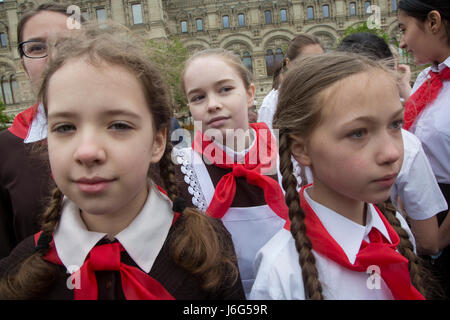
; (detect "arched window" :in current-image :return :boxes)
[365,1,371,14]
[181,20,187,33]
[280,9,287,22]
[323,5,329,18]
[392,0,397,11]
[238,13,245,26]
[307,6,314,20]
[10,75,18,104]
[350,2,356,16]
[222,15,230,28]
[265,49,275,76]
[242,52,253,72]
[1,76,13,105]
[265,48,284,77]
[196,18,203,31]
[265,10,272,24]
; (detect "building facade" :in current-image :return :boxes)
[0,0,401,115]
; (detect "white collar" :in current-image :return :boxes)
[304,187,391,264]
[431,56,450,73]
[213,127,256,163]
[24,102,47,143]
[53,182,174,273]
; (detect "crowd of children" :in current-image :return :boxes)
[0,0,449,300]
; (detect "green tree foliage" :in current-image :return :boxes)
[339,21,392,47]
[0,101,13,131]
[145,37,190,113]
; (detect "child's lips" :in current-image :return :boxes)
[74,177,116,193]
[207,116,230,127]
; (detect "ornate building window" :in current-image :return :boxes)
[0,32,7,47]
[196,18,203,31]
[392,0,398,11]
[242,52,253,72]
[265,10,272,24]
[365,1,371,14]
[349,2,356,16]
[0,75,18,105]
[131,3,143,24]
[265,48,284,77]
[307,6,314,20]
[280,9,287,22]
[96,8,107,23]
[222,15,230,28]
[181,20,188,33]
[323,5,329,18]
[238,13,245,26]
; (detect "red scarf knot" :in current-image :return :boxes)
[404,67,450,131]
[285,185,425,300]
[34,233,175,300]
[193,122,288,221]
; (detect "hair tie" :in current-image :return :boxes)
[35,232,52,253]
[172,197,186,213]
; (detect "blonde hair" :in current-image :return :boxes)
[181,48,253,96]
[273,52,432,299]
[0,23,238,299]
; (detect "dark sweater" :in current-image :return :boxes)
[0,215,245,300]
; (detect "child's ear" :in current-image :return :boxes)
[150,128,167,164]
[427,10,443,34]
[289,134,312,166]
[246,83,256,107]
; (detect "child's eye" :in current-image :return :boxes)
[389,119,403,130]
[190,95,205,103]
[109,122,132,131]
[348,128,367,139]
[52,124,75,134]
[220,86,233,93]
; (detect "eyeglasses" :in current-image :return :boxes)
[18,40,48,59]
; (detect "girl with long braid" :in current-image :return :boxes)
[0,24,243,300]
[250,52,433,300]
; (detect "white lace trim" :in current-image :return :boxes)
[174,147,207,212]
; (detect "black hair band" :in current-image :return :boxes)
[172,197,187,213]
[34,232,53,252]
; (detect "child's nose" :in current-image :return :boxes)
[376,134,403,166]
[73,136,106,166]
[207,94,222,111]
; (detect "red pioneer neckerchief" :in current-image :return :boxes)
[403,67,450,131]
[8,103,39,139]
[33,186,181,300]
[284,185,425,300]
[192,122,288,221]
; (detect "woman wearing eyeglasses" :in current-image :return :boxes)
[0,3,81,259]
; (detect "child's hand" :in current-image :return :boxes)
[397,64,412,101]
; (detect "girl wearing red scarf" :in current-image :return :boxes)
[250,53,434,300]
[0,25,243,300]
[398,0,450,297]
[177,48,288,297]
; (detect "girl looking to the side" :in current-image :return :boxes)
[398,0,450,297]
[250,53,434,300]
[176,49,288,296]
[0,25,243,300]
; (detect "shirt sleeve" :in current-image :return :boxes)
[392,131,448,220]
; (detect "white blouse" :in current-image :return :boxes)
[409,56,450,183]
[249,187,416,300]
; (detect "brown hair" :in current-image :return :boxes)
[181,48,253,96]
[17,2,86,57]
[272,33,323,89]
[273,52,433,299]
[0,23,238,299]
